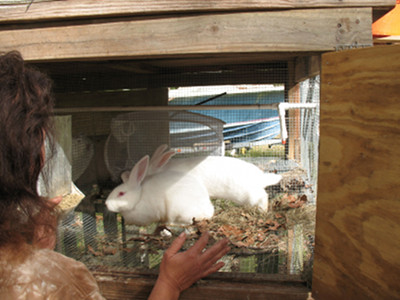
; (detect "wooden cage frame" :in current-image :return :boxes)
[1,1,399,299]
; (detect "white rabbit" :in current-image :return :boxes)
[106,154,214,226]
[148,144,282,211]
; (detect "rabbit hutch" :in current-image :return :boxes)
[1,1,400,299]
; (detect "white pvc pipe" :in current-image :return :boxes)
[278,102,318,144]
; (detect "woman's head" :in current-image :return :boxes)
[0,51,56,247]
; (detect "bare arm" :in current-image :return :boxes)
[148,232,230,300]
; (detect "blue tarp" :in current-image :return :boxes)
[169,90,284,147]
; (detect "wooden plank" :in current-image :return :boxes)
[0,0,394,23]
[93,269,309,300]
[47,58,287,94]
[313,44,400,299]
[0,8,372,62]
[288,83,301,161]
[54,115,72,163]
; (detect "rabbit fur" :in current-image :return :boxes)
[148,144,282,211]
[105,154,214,226]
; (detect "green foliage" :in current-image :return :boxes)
[226,144,285,158]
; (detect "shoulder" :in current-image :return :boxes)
[35,249,104,298]
[0,246,104,299]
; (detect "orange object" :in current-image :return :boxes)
[372,0,400,37]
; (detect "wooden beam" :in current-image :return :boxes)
[294,55,321,83]
[92,269,309,300]
[0,0,394,23]
[287,83,301,161]
[0,8,372,62]
[47,62,287,92]
[55,88,168,108]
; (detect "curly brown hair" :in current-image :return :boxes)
[0,51,57,247]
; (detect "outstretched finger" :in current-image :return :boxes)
[199,245,229,272]
[165,232,187,256]
[201,238,229,263]
[198,242,230,279]
[189,232,210,254]
[201,261,226,278]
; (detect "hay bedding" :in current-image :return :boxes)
[79,196,315,266]
[116,194,315,256]
[197,196,314,254]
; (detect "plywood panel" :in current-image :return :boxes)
[0,0,394,23]
[313,44,400,299]
[0,8,372,62]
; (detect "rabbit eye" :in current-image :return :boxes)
[118,192,125,197]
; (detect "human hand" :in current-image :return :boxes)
[149,232,230,299]
[33,195,62,249]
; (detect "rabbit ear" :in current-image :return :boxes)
[153,150,176,170]
[148,145,176,175]
[121,171,130,183]
[127,155,149,188]
[150,144,169,165]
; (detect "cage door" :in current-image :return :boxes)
[313,44,400,299]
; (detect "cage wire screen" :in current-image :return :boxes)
[55,68,319,285]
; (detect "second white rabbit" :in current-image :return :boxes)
[148,144,282,211]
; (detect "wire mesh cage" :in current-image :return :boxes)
[104,110,225,181]
[54,78,319,285]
